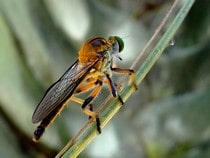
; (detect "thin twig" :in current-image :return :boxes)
[131,0,179,69]
[55,123,89,158]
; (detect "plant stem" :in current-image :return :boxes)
[58,0,195,157]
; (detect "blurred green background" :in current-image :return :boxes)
[0,0,210,158]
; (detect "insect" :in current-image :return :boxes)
[32,36,136,142]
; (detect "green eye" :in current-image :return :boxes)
[114,36,124,52]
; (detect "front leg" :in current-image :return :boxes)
[105,73,124,105]
[81,79,103,133]
[111,67,137,89]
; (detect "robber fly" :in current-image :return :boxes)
[32,36,136,142]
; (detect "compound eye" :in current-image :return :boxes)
[114,36,124,52]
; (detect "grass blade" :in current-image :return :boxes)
[58,0,195,157]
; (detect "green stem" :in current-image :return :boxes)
[61,0,195,157]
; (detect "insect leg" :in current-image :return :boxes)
[81,79,103,133]
[105,74,124,105]
[74,71,103,94]
[66,76,98,105]
[111,67,137,89]
[69,96,94,120]
[88,104,94,120]
[70,97,94,120]
[70,96,84,104]
[74,79,97,94]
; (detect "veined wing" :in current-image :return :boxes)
[32,59,99,123]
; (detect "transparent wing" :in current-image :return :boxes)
[32,59,99,123]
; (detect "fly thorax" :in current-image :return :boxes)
[101,53,112,76]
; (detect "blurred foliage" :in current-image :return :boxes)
[0,0,209,158]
